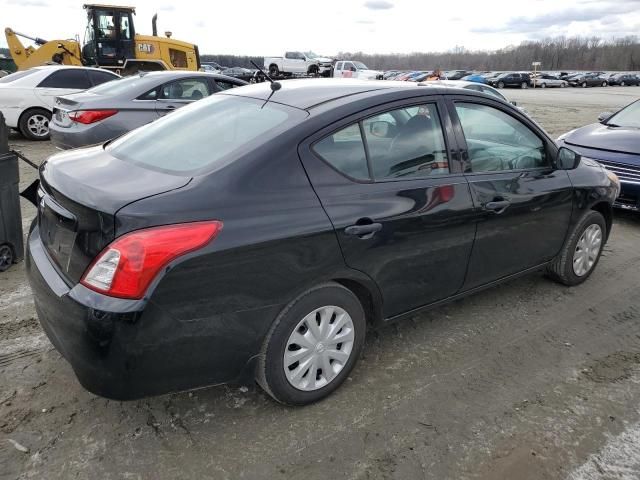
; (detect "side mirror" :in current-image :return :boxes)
[598,112,612,123]
[369,121,391,138]
[556,147,581,170]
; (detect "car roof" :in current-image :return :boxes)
[224,78,453,110]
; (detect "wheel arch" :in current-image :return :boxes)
[590,201,613,240]
[333,277,383,326]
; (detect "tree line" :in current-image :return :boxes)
[201,36,640,72]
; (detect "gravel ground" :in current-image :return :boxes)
[1,86,640,480]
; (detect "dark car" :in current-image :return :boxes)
[50,71,247,149]
[569,74,608,88]
[26,79,618,406]
[558,99,639,211]
[221,67,257,82]
[489,72,531,89]
[607,74,640,86]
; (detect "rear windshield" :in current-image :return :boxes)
[0,69,40,84]
[107,95,306,175]
[85,75,140,95]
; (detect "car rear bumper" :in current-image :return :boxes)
[26,224,273,400]
[49,122,121,150]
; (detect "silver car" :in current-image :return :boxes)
[531,74,568,88]
[50,71,247,149]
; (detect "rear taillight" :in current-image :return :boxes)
[70,109,118,124]
[81,221,223,299]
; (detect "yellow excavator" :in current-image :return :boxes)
[5,4,201,75]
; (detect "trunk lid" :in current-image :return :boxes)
[38,145,191,284]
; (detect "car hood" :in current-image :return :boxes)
[565,123,640,155]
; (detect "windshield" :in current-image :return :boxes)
[0,69,40,84]
[304,51,319,59]
[107,95,307,175]
[353,61,368,69]
[606,100,640,128]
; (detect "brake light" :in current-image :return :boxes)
[81,221,223,299]
[70,109,118,124]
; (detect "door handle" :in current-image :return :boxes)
[345,223,382,238]
[484,200,511,213]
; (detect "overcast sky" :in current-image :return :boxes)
[2,0,639,55]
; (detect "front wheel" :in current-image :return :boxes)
[256,283,366,405]
[521,82,528,89]
[602,81,608,87]
[0,244,14,272]
[268,64,279,77]
[497,81,505,89]
[546,210,606,286]
[620,81,626,86]
[307,64,319,76]
[540,83,546,88]
[582,82,588,88]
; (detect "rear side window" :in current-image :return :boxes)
[214,80,238,91]
[107,96,304,175]
[455,102,547,172]
[160,78,211,100]
[88,70,118,86]
[37,69,91,89]
[313,124,369,180]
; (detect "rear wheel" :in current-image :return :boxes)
[582,82,587,88]
[497,81,505,89]
[268,64,279,77]
[521,81,528,89]
[602,81,608,87]
[540,83,546,88]
[546,210,606,286]
[560,82,566,87]
[0,244,14,272]
[19,108,51,140]
[256,282,366,405]
[621,81,626,86]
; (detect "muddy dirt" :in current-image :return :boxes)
[1,87,640,480]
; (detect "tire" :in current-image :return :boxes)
[582,82,587,88]
[546,210,606,286]
[521,82,528,89]
[268,64,279,77]
[18,108,51,140]
[0,244,14,272]
[307,64,319,76]
[620,81,626,86]
[560,82,566,88]
[540,83,546,88]
[497,81,505,89]
[602,81,608,87]
[256,282,366,405]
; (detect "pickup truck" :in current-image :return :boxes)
[333,60,383,80]
[264,51,333,77]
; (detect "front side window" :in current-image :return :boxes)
[37,69,91,89]
[160,78,210,100]
[455,103,547,172]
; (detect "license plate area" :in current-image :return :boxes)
[53,108,71,127]
[38,196,78,274]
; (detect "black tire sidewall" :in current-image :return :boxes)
[259,283,366,405]
[560,211,607,285]
[19,108,51,140]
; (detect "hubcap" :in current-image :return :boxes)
[573,224,602,277]
[27,114,49,137]
[0,245,12,271]
[283,306,355,391]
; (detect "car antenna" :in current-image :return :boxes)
[251,61,282,108]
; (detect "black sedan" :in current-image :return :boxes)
[569,74,609,88]
[558,99,640,211]
[25,80,619,405]
[489,72,531,89]
[607,73,640,86]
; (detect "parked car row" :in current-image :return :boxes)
[0,65,247,143]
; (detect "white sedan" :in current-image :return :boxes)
[0,65,118,140]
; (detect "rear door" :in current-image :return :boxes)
[446,95,573,290]
[155,77,212,116]
[299,97,476,318]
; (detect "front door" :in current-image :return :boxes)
[299,97,476,318]
[446,96,574,290]
[154,77,212,116]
